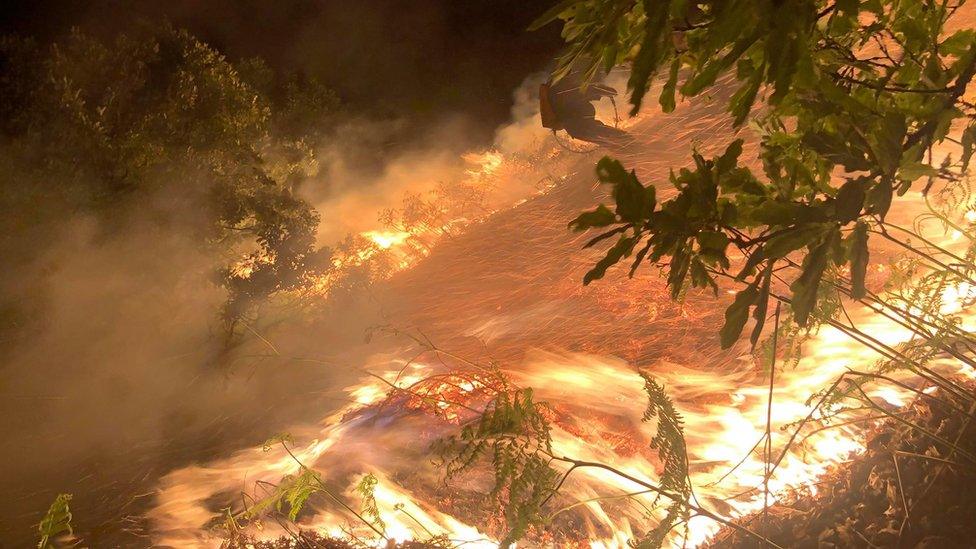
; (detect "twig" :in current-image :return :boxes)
[705,433,766,487]
[395,503,441,540]
[241,321,280,356]
[797,413,907,445]
[892,452,911,540]
[908,399,976,520]
[547,489,658,521]
[894,449,960,467]
[546,454,786,549]
[850,384,976,463]
[762,302,782,544]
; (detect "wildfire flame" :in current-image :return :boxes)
[145,79,976,548]
[464,151,504,178]
[362,230,411,250]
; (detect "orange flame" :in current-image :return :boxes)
[144,87,976,548]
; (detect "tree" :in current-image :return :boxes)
[0,25,338,336]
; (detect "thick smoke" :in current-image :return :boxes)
[306,71,562,242]
[0,62,566,544]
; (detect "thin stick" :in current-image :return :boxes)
[763,302,781,544]
[850,384,976,463]
[241,321,280,356]
[798,413,909,445]
[894,450,960,467]
[547,489,657,521]
[893,452,911,540]
[546,454,786,549]
[909,399,976,519]
[395,504,441,540]
[706,433,766,487]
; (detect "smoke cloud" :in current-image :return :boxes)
[0,60,567,544]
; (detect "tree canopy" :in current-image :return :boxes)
[0,25,338,333]
[532,0,976,347]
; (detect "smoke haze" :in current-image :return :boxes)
[0,54,567,544]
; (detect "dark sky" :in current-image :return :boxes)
[1,0,564,142]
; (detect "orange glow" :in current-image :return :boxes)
[362,230,411,250]
[144,85,976,549]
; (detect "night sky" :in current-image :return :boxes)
[1,0,564,142]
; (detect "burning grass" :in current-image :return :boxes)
[143,51,976,547]
[708,384,976,548]
[230,381,976,549]
[147,165,976,547]
[244,533,453,548]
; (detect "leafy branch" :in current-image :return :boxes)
[37,494,73,549]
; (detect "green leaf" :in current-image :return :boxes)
[736,247,767,281]
[849,221,869,299]
[898,161,939,183]
[750,266,773,347]
[667,245,692,299]
[750,200,825,226]
[356,474,386,531]
[690,256,718,294]
[629,240,654,277]
[789,227,838,326]
[716,139,744,174]
[940,29,976,57]
[597,157,654,222]
[696,230,729,253]
[659,58,681,113]
[37,494,73,549]
[763,224,829,259]
[584,236,636,285]
[584,226,629,248]
[835,0,858,15]
[867,113,907,177]
[833,178,866,224]
[262,433,294,452]
[681,31,760,97]
[282,469,322,521]
[527,0,578,31]
[866,178,893,220]
[730,68,762,126]
[569,204,616,231]
[720,280,759,349]
[962,123,976,171]
[802,131,872,172]
[596,156,630,184]
[627,0,674,114]
[765,3,807,104]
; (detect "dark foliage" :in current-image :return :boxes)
[0,24,338,335]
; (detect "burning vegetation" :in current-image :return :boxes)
[11,0,976,548]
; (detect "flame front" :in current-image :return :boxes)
[145,79,976,548]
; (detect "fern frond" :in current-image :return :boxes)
[356,473,386,533]
[435,387,559,545]
[280,468,322,521]
[635,372,691,549]
[37,493,73,549]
